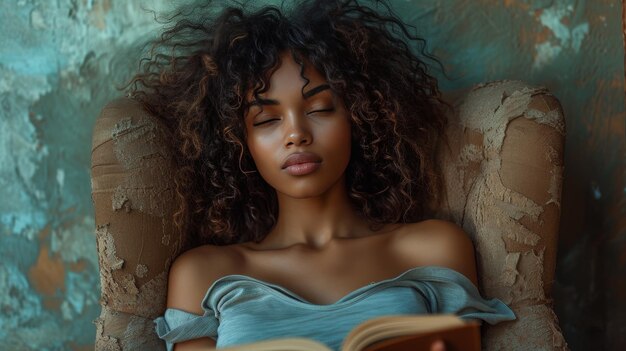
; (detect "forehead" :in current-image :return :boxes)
[247,52,327,101]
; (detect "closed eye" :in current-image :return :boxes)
[253,118,280,127]
[307,108,335,115]
[252,108,335,126]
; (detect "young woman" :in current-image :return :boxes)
[128,0,516,350]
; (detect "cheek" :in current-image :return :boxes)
[246,134,278,176]
[326,120,352,163]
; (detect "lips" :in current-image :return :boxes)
[281,152,322,169]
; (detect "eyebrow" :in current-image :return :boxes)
[248,83,331,107]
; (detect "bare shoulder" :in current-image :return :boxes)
[391,219,478,286]
[166,244,242,314]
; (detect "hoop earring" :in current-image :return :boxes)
[232,134,258,175]
[240,165,258,175]
[238,154,258,175]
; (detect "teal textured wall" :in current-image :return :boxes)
[395,1,626,349]
[0,1,178,349]
[0,0,623,350]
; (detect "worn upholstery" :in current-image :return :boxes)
[91,80,568,350]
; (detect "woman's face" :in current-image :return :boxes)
[244,52,352,198]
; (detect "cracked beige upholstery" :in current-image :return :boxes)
[91,80,568,350]
[436,80,568,350]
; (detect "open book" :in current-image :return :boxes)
[219,314,480,351]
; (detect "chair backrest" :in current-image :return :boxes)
[91,80,568,350]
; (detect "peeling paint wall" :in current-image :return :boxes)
[0,1,180,349]
[0,0,623,350]
[389,1,624,349]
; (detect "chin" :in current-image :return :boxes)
[278,184,329,199]
[266,164,348,199]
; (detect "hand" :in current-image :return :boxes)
[430,339,446,351]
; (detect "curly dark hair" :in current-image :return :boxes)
[127,0,450,248]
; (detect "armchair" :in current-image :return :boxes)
[90,80,568,350]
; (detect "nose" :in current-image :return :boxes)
[284,114,312,147]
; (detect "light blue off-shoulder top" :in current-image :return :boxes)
[154,266,516,350]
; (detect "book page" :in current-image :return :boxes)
[342,314,467,351]
[219,337,331,351]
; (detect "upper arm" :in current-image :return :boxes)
[167,247,212,314]
[394,219,479,287]
[167,245,237,350]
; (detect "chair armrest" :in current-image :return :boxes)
[499,93,565,297]
[91,97,182,350]
[437,80,568,350]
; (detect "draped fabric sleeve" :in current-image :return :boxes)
[154,308,218,351]
[416,266,517,325]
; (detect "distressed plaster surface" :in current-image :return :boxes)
[435,80,567,350]
[1,0,624,350]
[91,96,182,350]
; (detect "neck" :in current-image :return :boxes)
[256,177,374,250]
